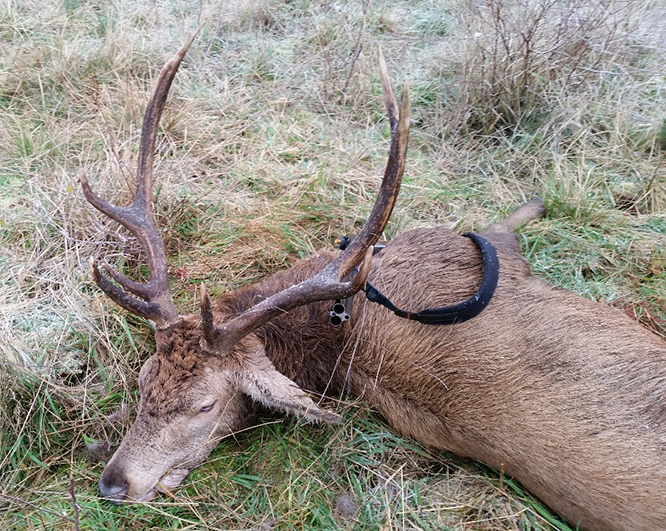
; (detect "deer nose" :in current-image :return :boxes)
[99,474,129,503]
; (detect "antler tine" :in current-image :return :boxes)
[201,54,410,353]
[81,32,199,326]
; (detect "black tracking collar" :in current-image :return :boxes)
[363,233,499,325]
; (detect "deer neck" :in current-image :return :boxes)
[255,301,348,394]
[216,250,350,395]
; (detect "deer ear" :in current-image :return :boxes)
[234,356,341,424]
[138,355,160,393]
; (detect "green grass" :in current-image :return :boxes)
[1,0,664,529]
[3,407,565,530]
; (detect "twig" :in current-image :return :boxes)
[340,0,370,103]
[70,479,80,531]
[644,150,666,197]
[0,492,76,524]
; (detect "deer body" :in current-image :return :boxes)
[214,217,666,531]
[341,227,666,531]
[82,39,666,531]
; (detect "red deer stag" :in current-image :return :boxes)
[81,37,666,531]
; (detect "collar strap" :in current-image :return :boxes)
[363,232,499,325]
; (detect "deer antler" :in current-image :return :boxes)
[80,32,199,327]
[201,50,410,353]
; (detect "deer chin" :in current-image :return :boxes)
[136,468,190,502]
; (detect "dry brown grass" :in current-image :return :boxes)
[0,0,664,529]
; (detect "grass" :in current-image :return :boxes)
[1,0,664,529]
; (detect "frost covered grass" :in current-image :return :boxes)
[0,0,664,529]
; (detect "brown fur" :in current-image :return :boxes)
[217,252,349,393]
[99,201,666,531]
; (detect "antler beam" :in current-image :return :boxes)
[80,32,199,326]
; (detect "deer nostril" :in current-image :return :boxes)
[99,475,129,504]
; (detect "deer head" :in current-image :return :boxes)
[81,35,410,503]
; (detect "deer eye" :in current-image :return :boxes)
[199,401,216,414]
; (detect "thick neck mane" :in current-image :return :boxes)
[214,250,348,393]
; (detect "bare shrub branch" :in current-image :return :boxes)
[462,0,631,132]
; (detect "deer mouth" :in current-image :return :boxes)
[136,468,190,502]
